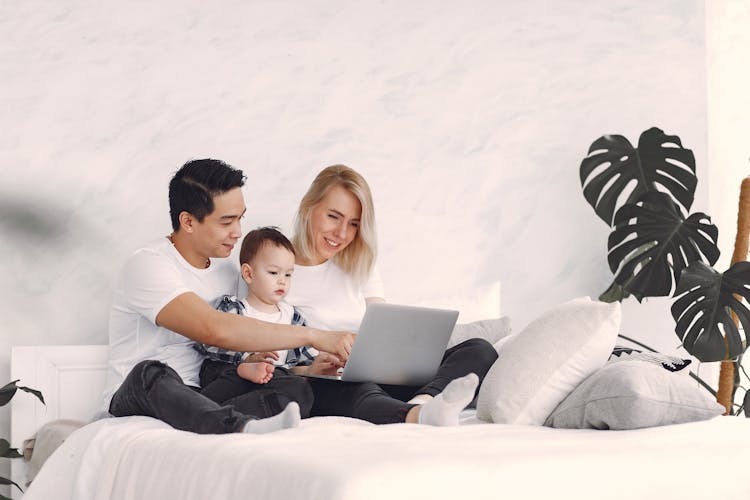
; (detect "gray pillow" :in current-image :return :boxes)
[544,360,725,430]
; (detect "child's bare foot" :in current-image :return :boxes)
[237,361,275,384]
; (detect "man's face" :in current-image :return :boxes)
[193,187,246,258]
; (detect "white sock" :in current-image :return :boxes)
[243,402,301,434]
[417,373,479,426]
[408,394,433,405]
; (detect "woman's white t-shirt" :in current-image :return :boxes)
[285,260,385,332]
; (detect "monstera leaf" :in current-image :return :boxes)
[0,380,43,497]
[607,192,719,299]
[0,380,44,406]
[580,127,697,226]
[671,261,750,362]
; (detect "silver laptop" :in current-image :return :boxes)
[305,302,458,386]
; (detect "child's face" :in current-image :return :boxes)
[243,243,296,306]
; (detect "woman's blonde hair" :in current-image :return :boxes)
[293,165,377,284]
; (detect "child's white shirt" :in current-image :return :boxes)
[240,299,294,366]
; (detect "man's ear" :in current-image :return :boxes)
[241,263,254,285]
[178,211,195,234]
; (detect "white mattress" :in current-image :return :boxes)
[24,413,750,500]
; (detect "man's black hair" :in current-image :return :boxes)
[168,159,246,231]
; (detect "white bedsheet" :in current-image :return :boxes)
[24,414,750,500]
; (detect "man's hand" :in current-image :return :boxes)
[310,330,355,362]
[307,352,345,376]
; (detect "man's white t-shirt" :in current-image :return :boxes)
[101,237,239,412]
[284,260,385,332]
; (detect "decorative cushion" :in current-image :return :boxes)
[608,346,691,372]
[544,360,725,429]
[448,316,512,349]
[476,297,620,425]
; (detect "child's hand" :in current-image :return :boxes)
[237,362,275,384]
[308,352,345,376]
[245,352,279,363]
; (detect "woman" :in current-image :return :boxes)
[285,165,498,425]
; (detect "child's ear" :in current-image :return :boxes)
[241,263,254,284]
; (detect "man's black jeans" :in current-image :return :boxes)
[109,360,312,434]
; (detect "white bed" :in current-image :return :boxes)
[10,344,750,500]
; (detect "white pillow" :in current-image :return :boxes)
[476,297,621,425]
[448,316,512,349]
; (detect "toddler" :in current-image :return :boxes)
[196,227,339,391]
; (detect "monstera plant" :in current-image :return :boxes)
[1,380,43,499]
[579,127,750,414]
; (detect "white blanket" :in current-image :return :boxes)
[25,414,750,500]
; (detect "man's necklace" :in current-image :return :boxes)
[168,234,210,269]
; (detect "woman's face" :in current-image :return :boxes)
[307,184,362,264]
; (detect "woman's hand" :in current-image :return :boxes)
[307,352,345,376]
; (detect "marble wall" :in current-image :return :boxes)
[707,0,750,271]
[1,0,712,481]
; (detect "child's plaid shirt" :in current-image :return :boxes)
[194,295,317,368]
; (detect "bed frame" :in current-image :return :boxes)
[10,345,108,500]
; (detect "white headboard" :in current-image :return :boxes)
[10,345,108,499]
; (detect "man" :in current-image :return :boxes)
[102,158,354,434]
